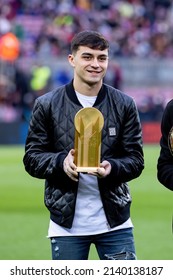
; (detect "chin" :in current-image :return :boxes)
[87,77,101,85]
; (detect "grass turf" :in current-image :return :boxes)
[0,145,172,260]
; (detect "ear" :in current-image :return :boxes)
[68,54,75,67]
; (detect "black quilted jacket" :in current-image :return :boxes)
[157,99,173,191]
[23,81,144,228]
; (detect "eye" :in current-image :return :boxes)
[99,56,107,62]
[83,55,91,60]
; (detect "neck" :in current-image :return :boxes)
[73,80,102,96]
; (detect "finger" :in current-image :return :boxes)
[68,171,78,182]
[96,167,105,176]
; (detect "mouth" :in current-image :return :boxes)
[87,70,101,74]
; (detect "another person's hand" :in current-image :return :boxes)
[63,149,78,182]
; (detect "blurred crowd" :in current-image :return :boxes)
[0,0,171,122]
[1,0,173,58]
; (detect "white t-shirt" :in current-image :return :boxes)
[48,92,133,237]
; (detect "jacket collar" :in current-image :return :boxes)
[65,80,107,106]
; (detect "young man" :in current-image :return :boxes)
[23,30,144,260]
[157,99,173,191]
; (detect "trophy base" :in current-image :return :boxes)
[76,167,105,173]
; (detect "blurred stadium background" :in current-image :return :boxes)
[0,0,173,259]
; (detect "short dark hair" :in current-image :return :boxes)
[70,30,109,54]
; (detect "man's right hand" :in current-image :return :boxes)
[63,149,78,182]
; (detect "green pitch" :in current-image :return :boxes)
[0,145,172,260]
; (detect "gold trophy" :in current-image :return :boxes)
[74,107,104,172]
[168,127,173,155]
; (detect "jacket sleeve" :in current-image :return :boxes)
[157,101,173,191]
[106,99,144,184]
[23,98,67,179]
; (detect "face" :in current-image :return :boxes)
[68,46,109,86]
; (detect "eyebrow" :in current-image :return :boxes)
[81,52,108,58]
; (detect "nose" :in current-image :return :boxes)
[91,58,99,68]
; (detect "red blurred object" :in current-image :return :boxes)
[0,32,20,61]
[142,122,161,144]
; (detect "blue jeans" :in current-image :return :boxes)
[50,228,136,260]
